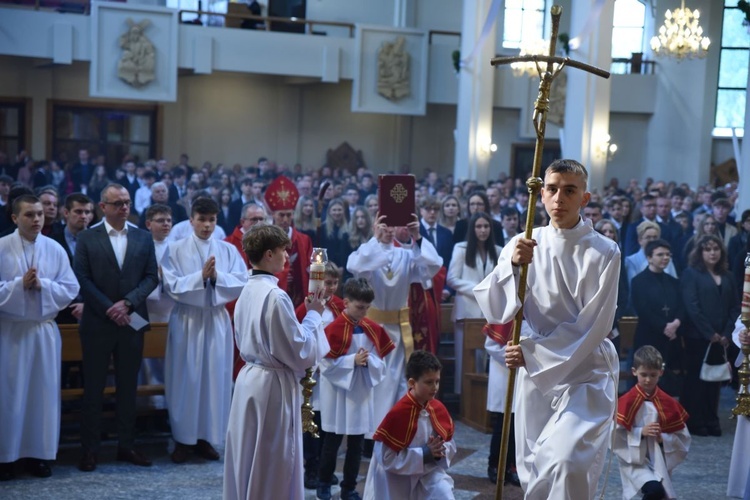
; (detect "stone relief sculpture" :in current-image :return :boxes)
[377,36,410,101]
[118,18,156,88]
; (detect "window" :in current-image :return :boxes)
[714,0,749,137]
[0,98,30,161]
[503,0,547,49]
[50,101,158,172]
[610,0,646,73]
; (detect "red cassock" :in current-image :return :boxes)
[275,228,313,308]
[409,266,446,354]
[372,391,454,453]
[224,226,251,381]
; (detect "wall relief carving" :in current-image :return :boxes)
[377,36,410,101]
[118,18,156,88]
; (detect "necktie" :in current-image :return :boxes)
[429,227,436,245]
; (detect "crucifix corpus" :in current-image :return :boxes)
[489,5,610,499]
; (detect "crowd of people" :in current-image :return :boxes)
[0,148,748,498]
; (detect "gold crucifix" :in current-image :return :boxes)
[489,6,610,499]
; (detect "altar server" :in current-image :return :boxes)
[0,195,79,480]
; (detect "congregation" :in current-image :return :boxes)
[0,148,747,498]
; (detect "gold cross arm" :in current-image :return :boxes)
[490,54,611,79]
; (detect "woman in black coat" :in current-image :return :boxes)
[630,239,685,394]
[681,234,740,437]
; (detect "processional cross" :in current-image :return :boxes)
[489,5,610,499]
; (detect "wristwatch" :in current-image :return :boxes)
[123,299,132,310]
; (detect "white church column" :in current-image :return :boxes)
[453,0,497,185]
[561,0,614,193]
[737,58,750,213]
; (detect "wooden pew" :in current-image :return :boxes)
[459,318,492,433]
[59,322,168,402]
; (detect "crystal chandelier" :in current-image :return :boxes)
[650,0,710,61]
[511,39,561,77]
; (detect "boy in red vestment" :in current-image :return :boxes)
[363,350,456,499]
[614,346,691,500]
[316,277,394,500]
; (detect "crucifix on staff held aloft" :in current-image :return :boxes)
[488,5,610,499]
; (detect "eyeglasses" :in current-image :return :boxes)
[103,200,131,208]
[243,217,266,223]
[151,218,172,224]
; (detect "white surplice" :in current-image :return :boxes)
[474,219,621,500]
[728,315,750,498]
[346,237,442,432]
[613,402,690,500]
[319,332,387,436]
[485,334,521,413]
[0,231,80,462]
[161,234,247,446]
[363,410,457,500]
[223,273,330,500]
[139,239,173,409]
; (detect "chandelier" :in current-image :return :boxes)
[510,39,561,77]
[650,0,710,61]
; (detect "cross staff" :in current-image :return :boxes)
[489,6,610,499]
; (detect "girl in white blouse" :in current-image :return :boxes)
[447,212,502,394]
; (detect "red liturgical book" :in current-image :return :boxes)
[379,174,416,227]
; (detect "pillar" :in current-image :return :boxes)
[561,0,614,192]
[453,0,497,185]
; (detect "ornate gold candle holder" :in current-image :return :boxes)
[732,252,750,418]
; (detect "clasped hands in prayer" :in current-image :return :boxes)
[202,256,217,282]
[426,434,446,460]
[22,267,41,291]
[354,348,369,367]
[642,422,663,443]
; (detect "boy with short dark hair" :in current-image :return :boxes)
[316,277,394,500]
[614,345,691,500]
[363,350,456,499]
[161,197,247,463]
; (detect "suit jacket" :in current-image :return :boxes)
[50,222,80,324]
[420,223,452,269]
[680,267,739,341]
[74,223,159,334]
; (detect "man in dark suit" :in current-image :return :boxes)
[419,196,453,267]
[70,149,93,193]
[227,177,256,230]
[51,192,94,324]
[74,184,158,472]
[120,161,141,200]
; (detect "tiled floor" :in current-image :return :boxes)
[0,387,742,499]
